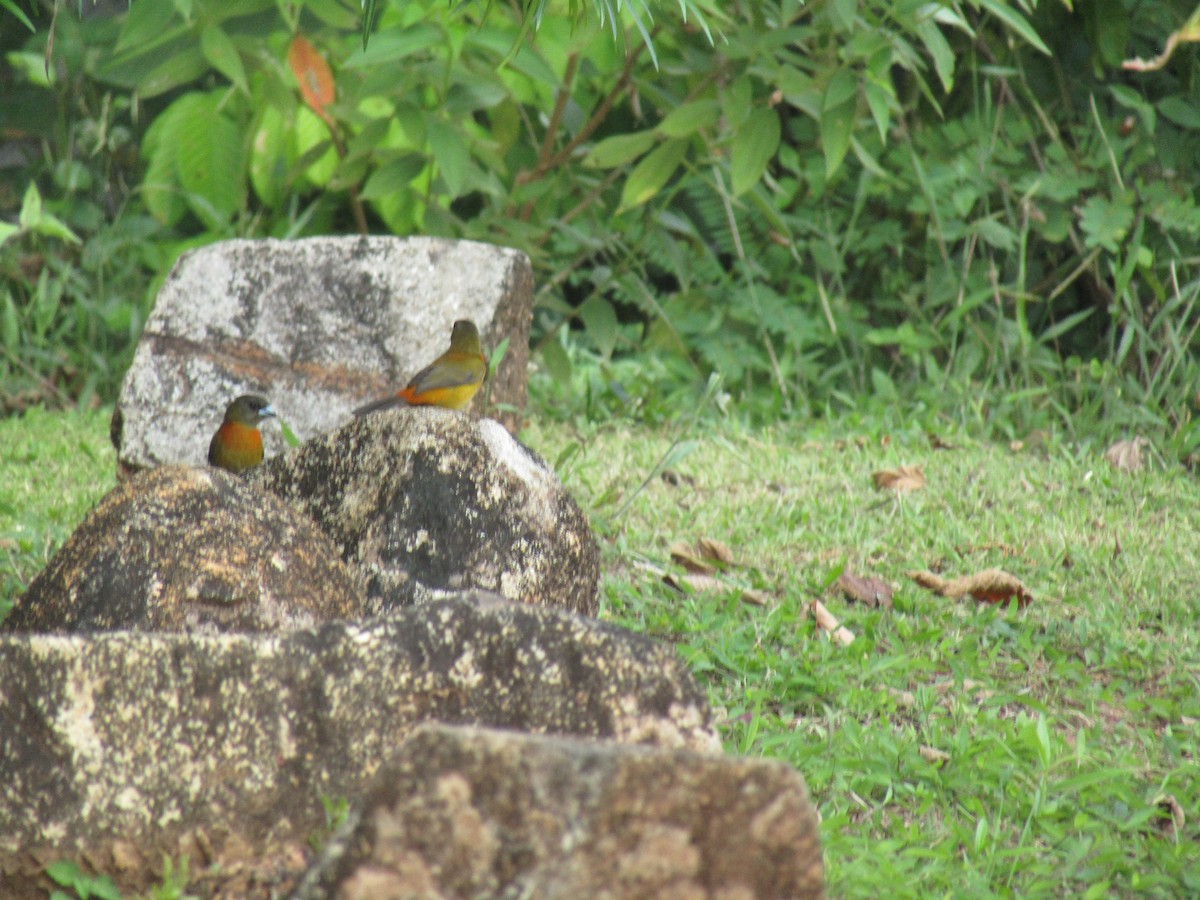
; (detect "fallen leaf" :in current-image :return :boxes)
[1009,440,1024,452]
[697,537,734,565]
[740,588,771,607]
[871,465,926,493]
[809,600,855,646]
[919,745,950,765]
[662,572,725,594]
[1105,437,1150,472]
[1152,794,1185,840]
[837,570,894,609]
[927,432,956,450]
[908,567,1033,608]
[669,540,713,574]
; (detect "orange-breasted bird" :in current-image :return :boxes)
[208,394,276,474]
[353,319,487,416]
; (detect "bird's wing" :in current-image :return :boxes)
[406,354,485,393]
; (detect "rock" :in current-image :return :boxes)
[249,407,599,616]
[2,465,369,633]
[0,595,716,897]
[294,724,824,900]
[111,236,532,473]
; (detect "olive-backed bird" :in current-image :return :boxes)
[208,394,276,474]
[353,318,487,416]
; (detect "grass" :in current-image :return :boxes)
[3,406,1198,897]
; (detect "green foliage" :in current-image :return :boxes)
[1,0,1198,459]
[46,860,121,900]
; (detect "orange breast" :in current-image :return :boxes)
[208,421,264,473]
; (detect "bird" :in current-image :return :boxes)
[353,319,487,416]
[208,394,276,474]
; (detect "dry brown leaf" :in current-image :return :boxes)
[697,537,734,565]
[1152,794,1186,840]
[919,745,950,765]
[1105,437,1150,473]
[837,570,894,609]
[809,600,855,646]
[871,465,926,493]
[662,572,725,594]
[740,589,771,607]
[908,567,1033,608]
[669,541,714,574]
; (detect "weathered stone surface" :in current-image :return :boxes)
[2,465,369,633]
[112,235,532,473]
[294,724,824,900]
[249,407,599,616]
[0,594,715,896]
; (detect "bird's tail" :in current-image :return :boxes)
[352,394,409,417]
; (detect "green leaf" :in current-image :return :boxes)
[114,1,179,54]
[970,217,1017,252]
[820,71,857,179]
[0,0,35,32]
[174,95,245,229]
[864,78,893,143]
[427,117,468,197]
[915,19,955,93]
[17,181,42,231]
[541,335,572,385]
[0,221,19,246]
[977,0,1051,55]
[343,24,443,67]
[731,107,781,196]
[359,153,427,201]
[580,296,619,358]
[657,99,720,138]
[584,131,658,169]
[250,105,289,207]
[1078,192,1134,253]
[200,25,248,94]
[618,138,688,211]
[1158,96,1200,130]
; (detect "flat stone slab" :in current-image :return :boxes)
[0,594,716,896]
[294,724,825,900]
[112,236,532,472]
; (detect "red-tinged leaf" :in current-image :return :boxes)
[288,35,336,129]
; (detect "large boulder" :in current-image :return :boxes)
[0,594,716,897]
[111,236,532,473]
[2,465,369,633]
[295,724,824,900]
[249,407,599,616]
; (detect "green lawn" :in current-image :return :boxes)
[3,408,1198,898]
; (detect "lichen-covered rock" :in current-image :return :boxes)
[249,407,599,616]
[294,724,824,900]
[111,235,532,473]
[2,465,369,633]
[0,594,715,897]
